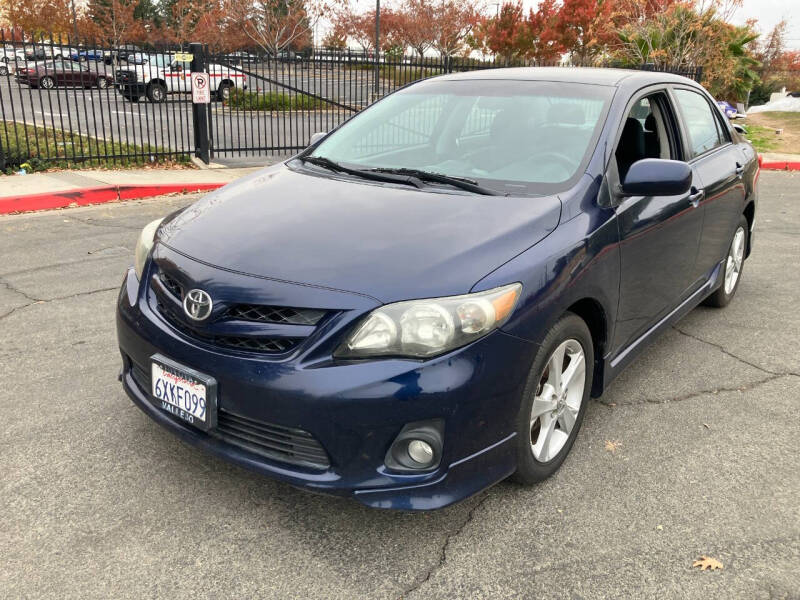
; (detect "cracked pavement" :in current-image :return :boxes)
[1,173,798,599]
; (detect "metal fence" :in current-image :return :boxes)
[0,31,704,171]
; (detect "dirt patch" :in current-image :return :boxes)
[744,112,800,154]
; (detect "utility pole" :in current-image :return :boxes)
[374,0,380,95]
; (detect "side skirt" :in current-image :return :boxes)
[598,260,725,393]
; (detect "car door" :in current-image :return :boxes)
[611,89,705,353]
[57,61,77,86]
[671,87,747,279]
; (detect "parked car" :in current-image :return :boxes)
[71,49,107,62]
[2,47,28,64]
[16,60,113,89]
[117,68,758,510]
[717,100,738,119]
[104,44,142,65]
[115,58,247,102]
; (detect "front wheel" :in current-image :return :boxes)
[146,82,167,103]
[39,76,55,90]
[512,313,594,484]
[216,82,233,101]
[703,216,748,308]
[0,65,8,76]
[96,77,109,89]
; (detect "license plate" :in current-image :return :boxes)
[150,354,217,431]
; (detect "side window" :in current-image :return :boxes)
[615,92,676,180]
[674,89,724,157]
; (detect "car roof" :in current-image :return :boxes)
[437,67,699,88]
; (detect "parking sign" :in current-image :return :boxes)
[191,72,210,104]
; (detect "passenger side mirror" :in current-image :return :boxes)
[732,124,746,135]
[309,131,327,146]
[621,159,692,197]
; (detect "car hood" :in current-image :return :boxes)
[158,164,562,303]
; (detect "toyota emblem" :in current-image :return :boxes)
[183,289,213,321]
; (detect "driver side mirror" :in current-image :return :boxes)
[621,159,692,197]
[309,131,327,146]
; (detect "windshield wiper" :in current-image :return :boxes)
[299,156,425,189]
[366,167,502,196]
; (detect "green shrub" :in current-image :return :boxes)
[227,89,324,111]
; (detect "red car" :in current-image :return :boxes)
[16,61,112,89]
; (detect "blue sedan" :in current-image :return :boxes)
[117,68,758,510]
[71,49,105,62]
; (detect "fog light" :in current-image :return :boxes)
[385,419,444,473]
[407,440,434,465]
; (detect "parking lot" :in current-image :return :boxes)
[0,60,375,158]
[1,171,798,598]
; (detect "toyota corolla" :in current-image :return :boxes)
[117,68,758,510]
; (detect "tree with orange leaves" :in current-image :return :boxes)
[471,0,563,63]
[553,0,616,62]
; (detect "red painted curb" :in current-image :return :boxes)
[759,161,800,171]
[0,182,224,215]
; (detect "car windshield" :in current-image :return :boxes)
[309,78,614,195]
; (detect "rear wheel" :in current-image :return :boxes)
[703,215,748,308]
[0,64,8,76]
[513,313,593,484]
[39,76,55,90]
[96,77,109,89]
[147,82,167,103]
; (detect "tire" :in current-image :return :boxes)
[146,82,167,103]
[512,312,594,485]
[703,215,748,308]
[39,76,55,90]
[0,65,8,76]
[96,77,109,90]
[216,82,232,102]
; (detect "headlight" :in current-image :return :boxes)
[336,283,521,359]
[134,218,163,280]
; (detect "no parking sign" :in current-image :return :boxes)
[191,72,210,104]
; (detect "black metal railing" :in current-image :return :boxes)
[0,30,704,170]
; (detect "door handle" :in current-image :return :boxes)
[735,162,745,178]
[688,188,704,207]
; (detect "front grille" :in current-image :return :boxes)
[156,300,301,354]
[226,304,326,325]
[150,266,325,355]
[125,357,330,470]
[159,272,182,300]
[213,411,330,469]
[116,69,136,83]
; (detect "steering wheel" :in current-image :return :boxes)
[509,151,576,180]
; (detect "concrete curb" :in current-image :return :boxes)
[0,183,224,215]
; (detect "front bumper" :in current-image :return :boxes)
[116,266,536,510]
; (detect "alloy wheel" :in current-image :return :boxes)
[40,76,54,89]
[530,339,586,462]
[724,226,746,295]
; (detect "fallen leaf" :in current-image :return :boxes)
[703,423,711,430]
[604,440,622,453]
[693,556,723,571]
[608,402,617,407]
[656,524,663,531]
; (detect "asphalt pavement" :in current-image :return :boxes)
[1,172,798,599]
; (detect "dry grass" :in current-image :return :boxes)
[744,112,800,154]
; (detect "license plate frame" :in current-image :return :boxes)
[150,354,217,431]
